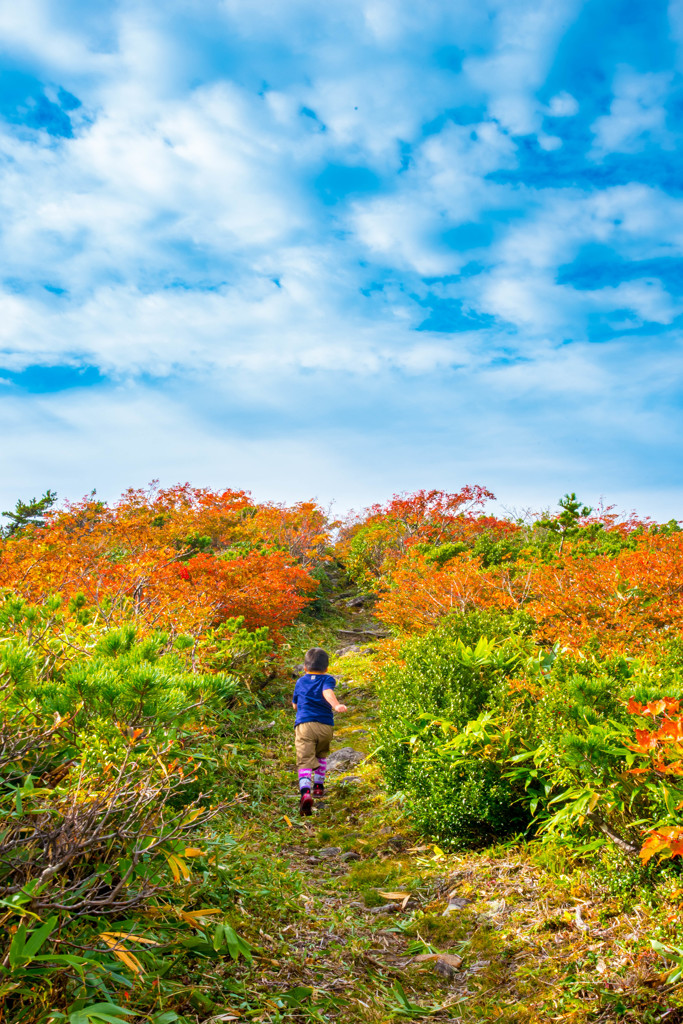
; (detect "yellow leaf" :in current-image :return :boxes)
[101,931,159,946]
[99,933,144,975]
[283,815,293,828]
[112,948,143,975]
[176,907,223,927]
[184,847,206,857]
[165,853,191,882]
[378,891,410,901]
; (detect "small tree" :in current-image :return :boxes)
[538,492,592,554]
[1,490,57,537]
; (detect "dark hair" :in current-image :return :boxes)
[304,647,329,672]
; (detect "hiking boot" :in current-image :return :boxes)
[299,789,313,816]
[312,783,325,799]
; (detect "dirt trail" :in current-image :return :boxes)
[221,602,505,1022]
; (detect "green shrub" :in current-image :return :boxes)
[377,609,533,846]
[407,755,526,849]
[0,594,254,1021]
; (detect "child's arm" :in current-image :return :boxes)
[322,688,347,713]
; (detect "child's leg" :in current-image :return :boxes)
[313,759,327,787]
[313,725,333,789]
[295,725,317,792]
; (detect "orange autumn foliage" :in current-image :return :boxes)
[375,552,527,632]
[375,525,683,655]
[639,827,683,864]
[0,484,324,637]
[527,532,683,653]
[345,486,497,544]
[338,486,519,589]
[623,698,683,863]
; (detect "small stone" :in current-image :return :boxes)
[442,896,470,916]
[341,851,361,862]
[386,835,405,849]
[326,747,365,772]
[338,775,362,785]
[251,720,276,732]
[433,953,462,979]
[317,847,342,858]
[307,856,320,864]
[368,902,401,915]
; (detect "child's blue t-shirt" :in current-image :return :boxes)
[293,673,336,726]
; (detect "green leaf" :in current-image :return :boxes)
[9,922,27,967]
[68,1004,134,1024]
[212,923,224,952]
[222,924,250,961]
[276,986,313,1008]
[33,954,97,966]
[23,915,58,958]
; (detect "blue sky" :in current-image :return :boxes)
[1,0,682,520]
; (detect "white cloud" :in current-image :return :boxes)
[546,91,579,117]
[350,119,516,273]
[464,0,581,135]
[591,68,673,157]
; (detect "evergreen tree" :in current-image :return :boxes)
[1,490,57,538]
[538,492,593,553]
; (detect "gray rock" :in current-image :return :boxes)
[341,851,361,862]
[335,644,372,658]
[345,594,375,608]
[433,954,463,979]
[317,847,342,858]
[444,892,471,917]
[442,896,470,916]
[338,775,362,786]
[327,747,364,772]
[368,902,401,915]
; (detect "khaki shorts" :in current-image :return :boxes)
[295,722,334,772]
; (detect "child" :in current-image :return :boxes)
[292,647,347,816]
